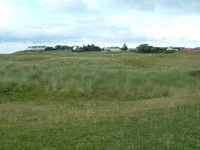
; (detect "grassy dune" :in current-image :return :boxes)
[0,51,200,149]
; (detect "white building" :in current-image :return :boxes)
[72,46,82,52]
[167,46,179,51]
[27,46,47,51]
[103,47,121,51]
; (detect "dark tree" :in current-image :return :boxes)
[45,47,54,51]
[136,44,174,53]
[121,43,128,51]
[55,45,62,50]
[79,44,101,52]
[62,45,72,50]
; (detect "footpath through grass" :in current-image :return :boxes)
[0,51,200,149]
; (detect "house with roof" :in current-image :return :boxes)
[183,48,192,51]
[27,46,47,51]
[167,46,179,51]
[103,47,121,51]
[167,46,185,51]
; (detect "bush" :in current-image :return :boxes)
[72,44,102,52]
[135,44,175,53]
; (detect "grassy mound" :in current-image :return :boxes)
[0,51,200,149]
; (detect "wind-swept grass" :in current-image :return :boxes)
[0,51,200,149]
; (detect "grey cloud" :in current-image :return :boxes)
[108,0,155,11]
[100,0,200,15]
[155,0,200,15]
[0,18,152,45]
[38,0,200,16]
[38,0,92,14]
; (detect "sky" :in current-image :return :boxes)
[0,0,200,53]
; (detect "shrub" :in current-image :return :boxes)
[135,44,175,53]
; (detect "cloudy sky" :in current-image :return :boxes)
[1,0,200,53]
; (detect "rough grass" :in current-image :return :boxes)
[0,51,200,149]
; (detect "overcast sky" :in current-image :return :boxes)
[1,0,200,53]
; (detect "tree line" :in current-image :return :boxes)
[25,43,176,53]
[46,43,176,53]
[45,45,73,51]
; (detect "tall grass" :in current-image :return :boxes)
[1,51,200,149]
[1,51,200,101]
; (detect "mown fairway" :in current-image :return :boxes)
[0,51,200,149]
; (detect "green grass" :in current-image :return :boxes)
[0,51,200,149]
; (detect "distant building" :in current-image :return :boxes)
[72,46,82,52]
[183,47,200,51]
[166,46,185,51]
[183,48,193,51]
[27,46,47,51]
[167,46,180,51]
[73,46,79,51]
[192,47,200,51]
[175,47,185,51]
[103,47,121,51]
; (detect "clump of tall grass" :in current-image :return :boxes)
[1,66,199,101]
[1,52,200,101]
